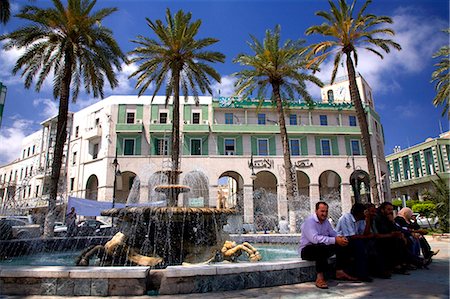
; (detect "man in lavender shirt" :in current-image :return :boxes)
[299,201,357,289]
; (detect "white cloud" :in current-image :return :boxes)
[105,61,141,95]
[393,100,420,119]
[0,41,25,86]
[211,75,236,97]
[312,8,447,95]
[32,98,59,119]
[0,117,34,165]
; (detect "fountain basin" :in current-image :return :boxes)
[0,258,327,296]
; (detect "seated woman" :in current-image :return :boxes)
[394,208,437,268]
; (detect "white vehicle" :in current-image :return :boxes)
[413,213,439,229]
[0,216,41,239]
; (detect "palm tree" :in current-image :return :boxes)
[128,9,225,205]
[306,0,401,204]
[234,25,323,204]
[431,29,449,117]
[0,0,126,237]
[0,0,10,24]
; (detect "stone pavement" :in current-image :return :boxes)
[2,237,449,299]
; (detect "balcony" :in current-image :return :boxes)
[84,125,102,140]
[183,120,209,132]
[116,123,144,133]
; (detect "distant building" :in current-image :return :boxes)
[386,131,450,202]
[0,74,389,231]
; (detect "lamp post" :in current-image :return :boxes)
[249,153,257,181]
[112,152,121,209]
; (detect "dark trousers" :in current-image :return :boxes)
[338,239,369,278]
[301,243,337,274]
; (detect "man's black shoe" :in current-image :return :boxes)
[359,276,373,282]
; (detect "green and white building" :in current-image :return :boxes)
[0,74,390,230]
[386,131,450,202]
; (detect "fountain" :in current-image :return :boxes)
[77,169,238,267]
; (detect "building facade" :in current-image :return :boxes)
[386,131,450,202]
[0,74,390,231]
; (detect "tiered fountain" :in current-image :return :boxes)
[92,169,236,267]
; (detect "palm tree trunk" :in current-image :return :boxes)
[43,51,73,237]
[345,53,380,204]
[273,84,296,202]
[169,66,181,206]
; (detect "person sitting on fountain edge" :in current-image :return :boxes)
[298,201,358,289]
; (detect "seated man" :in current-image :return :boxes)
[299,201,357,289]
[335,203,372,282]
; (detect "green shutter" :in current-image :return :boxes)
[217,136,224,155]
[151,106,158,120]
[184,105,191,121]
[251,136,257,155]
[169,106,173,120]
[135,135,142,155]
[183,135,190,155]
[117,135,124,155]
[315,137,321,155]
[236,136,243,155]
[118,105,126,123]
[345,137,351,156]
[202,105,208,119]
[136,105,143,120]
[202,137,208,155]
[269,136,276,155]
[301,136,308,156]
[331,136,339,155]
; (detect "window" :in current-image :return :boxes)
[349,116,357,127]
[290,139,300,156]
[191,139,202,155]
[156,138,169,155]
[159,112,168,124]
[350,140,361,155]
[393,160,401,182]
[327,90,334,103]
[126,112,135,124]
[321,139,331,156]
[424,149,435,175]
[257,139,269,156]
[224,138,236,155]
[70,178,75,191]
[320,115,328,126]
[192,112,201,124]
[225,113,234,124]
[93,143,99,159]
[258,113,266,125]
[32,145,35,154]
[95,118,100,126]
[413,152,422,177]
[123,139,135,156]
[25,167,28,177]
[20,168,23,180]
[289,114,297,125]
[22,149,26,158]
[30,166,33,175]
[35,185,39,197]
[402,156,410,180]
[27,147,30,157]
[72,152,77,165]
[75,126,79,138]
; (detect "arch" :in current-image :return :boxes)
[218,171,244,211]
[115,171,136,204]
[182,170,210,206]
[350,169,370,203]
[148,171,169,203]
[253,171,278,232]
[296,170,310,198]
[319,170,342,224]
[85,175,98,200]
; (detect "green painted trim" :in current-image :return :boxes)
[211,124,361,134]
[183,124,209,132]
[150,135,171,155]
[115,124,144,132]
[217,136,224,155]
[151,106,158,120]
[184,105,191,121]
[136,105,143,120]
[184,134,209,155]
[213,97,355,110]
[331,136,339,155]
[202,105,208,119]
[315,136,338,156]
[118,104,126,123]
[117,134,141,156]
[149,124,172,132]
[390,172,450,189]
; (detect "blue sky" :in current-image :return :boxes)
[0,0,448,165]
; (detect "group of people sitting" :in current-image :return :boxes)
[299,201,439,289]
